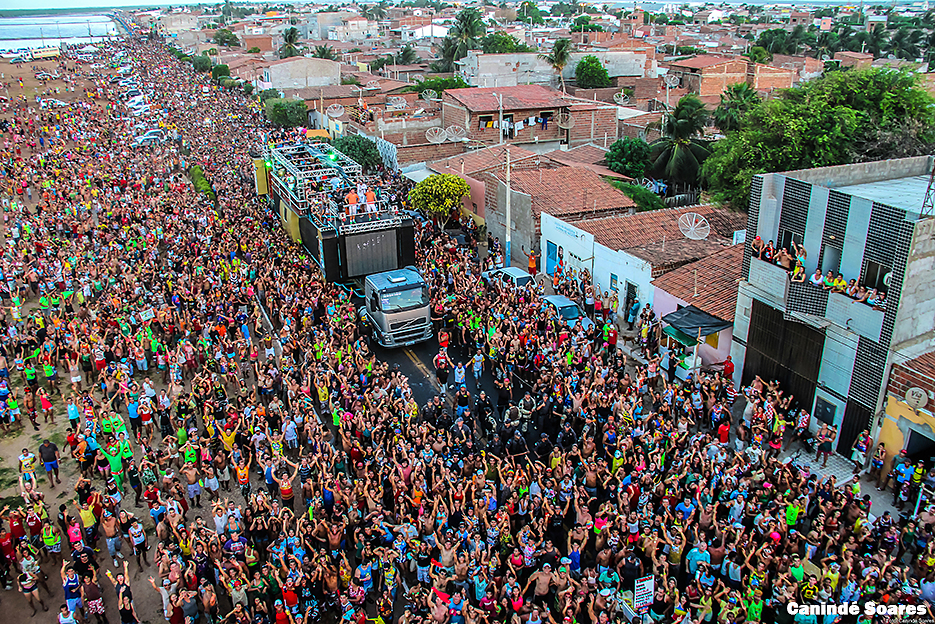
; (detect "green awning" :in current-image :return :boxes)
[664,324,697,347]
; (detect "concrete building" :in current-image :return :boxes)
[485,168,636,267]
[835,51,874,70]
[307,12,357,40]
[262,57,341,90]
[880,352,935,484]
[440,85,618,150]
[732,156,935,455]
[667,55,749,97]
[652,244,743,379]
[331,17,378,42]
[157,12,199,35]
[457,51,657,89]
[539,205,746,320]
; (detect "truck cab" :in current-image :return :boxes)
[359,267,432,348]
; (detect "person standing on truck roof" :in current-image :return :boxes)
[345,189,359,217]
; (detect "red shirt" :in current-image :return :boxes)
[718,422,730,444]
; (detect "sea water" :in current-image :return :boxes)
[0,14,119,52]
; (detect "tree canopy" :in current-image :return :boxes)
[332,135,383,172]
[539,38,573,92]
[712,82,759,134]
[605,137,651,179]
[403,75,469,94]
[482,32,533,54]
[211,64,230,81]
[574,55,610,89]
[191,54,211,72]
[213,28,239,47]
[703,68,935,209]
[280,27,301,59]
[264,98,308,127]
[519,1,544,25]
[408,174,471,218]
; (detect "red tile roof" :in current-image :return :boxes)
[544,144,607,166]
[428,145,539,176]
[669,54,736,70]
[444,85,568,112]
[499,167,635,219]
[574,204,747,251]
[652,244,744,322]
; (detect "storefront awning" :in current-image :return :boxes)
[663,325,697,347]
[403,168,433,183]
[662,305,732,339]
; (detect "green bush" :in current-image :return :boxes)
[192,55,211,72]
[243,83,255,95]
[258,88,280,102]
[610,181,665,212]
[212,64,231,81]
[265,98,308,127]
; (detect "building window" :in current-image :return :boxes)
[820,245,841,276]
[778,229,802,253]
[862,260,891,293]
[477,114,493,130]
[705,332,719,349]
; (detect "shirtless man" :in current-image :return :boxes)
[523,563,555,607]
[180,461,202,508]
[100,509,123,568]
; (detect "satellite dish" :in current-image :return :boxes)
[613,91,630,105]
[678,212,710,240]
[365,80,380,89]
[663,74,680,88]
[906,387,928,410]
[425,127,448,143]
[446,125,467,140]
[556,112,574,129]
[412,75,424,83]
[387,96,406,109]
[421,89,438,101]
[326,104,345,118]
[820,54,830,61]
[642,178,655,191]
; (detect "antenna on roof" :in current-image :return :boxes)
[922,156,935,216]
[678,212,710,240]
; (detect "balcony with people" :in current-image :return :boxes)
[749,235,887,341]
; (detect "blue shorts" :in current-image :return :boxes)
[67,597,83,613]
[43,460,58,472]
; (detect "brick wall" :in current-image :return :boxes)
[697,60,748,97]
[750,63,794,91]
[568,107,618,143]
[569,87,622,103]
[396,141,466,165]
[466,108,565,144]
[243,34,273,52]
[887,362,935,404]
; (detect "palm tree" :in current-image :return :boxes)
[430,37,459,72]
[712,83,759,133]
[539,38,573,92]
[448,8,486,61]
[362,1,388,20]
[312,45,338,60]
[279,26,300,59]
[852,23,889,57]
[886,27,923,60]
[649,94,711,189]
[395,44,420,65]
[813,30,840,59]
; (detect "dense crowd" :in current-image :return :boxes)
[0,37,932,624]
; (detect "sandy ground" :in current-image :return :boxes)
[0,56,181,624]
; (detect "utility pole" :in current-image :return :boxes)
[505,147,511,267]
[495,92,504,145]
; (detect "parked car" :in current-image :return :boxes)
[543,295,594,331]
[133,135,161,147]
[481,266,534,290]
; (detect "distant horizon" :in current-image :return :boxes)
[0,0,920,12]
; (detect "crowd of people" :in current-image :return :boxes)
[0,35,930,624]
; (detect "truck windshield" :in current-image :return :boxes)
[380,286,429,312]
